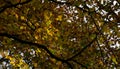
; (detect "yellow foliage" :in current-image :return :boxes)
[111,56,118,64]
[35,48,41,56]
[44,11,52,21]
[20,26,24,29]
[99,60,103,65]
[20,63,29,69]
[56,15,62,21]
[50,58,56,63]
[36,28,42,32]
[35,35,39,40]
[34,63,38,67]
[33,11,60,41]
[36,48,41,53]
[6,55,29,68]
[42,36,47,40]
[57,61,62,65]
[47,29,53,36]
[6,56,15,65]
[15,14,18,19]
[21,16,26,20]
[35,22,40,27]
[55,37,58,40]
[46,20,52,26]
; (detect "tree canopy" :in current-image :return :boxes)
[0,0,120,69]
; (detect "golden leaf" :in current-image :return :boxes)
[20,26,24,29]
[56,15,62,21]
[15,14,18,19]
[35,35,39,40]
[46,20,52,26]
[21,16,25,20]
[111,56,118,64]
[34,63,38,67]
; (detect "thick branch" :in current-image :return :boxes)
[0,33,73,69]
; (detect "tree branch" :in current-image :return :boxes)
[48,0,88,12]
[66,34,97,61]
[71,59,88,69]
[0,33,73,69]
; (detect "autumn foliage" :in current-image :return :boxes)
[0,0,120,69]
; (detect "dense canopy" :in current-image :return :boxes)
[0,0,120,69]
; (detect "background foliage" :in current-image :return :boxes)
[0,0,120,69]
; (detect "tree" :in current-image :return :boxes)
[0,0,120,69]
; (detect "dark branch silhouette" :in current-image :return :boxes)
[0,0,119,68]
[71,59,88,69]
[66,34,97,61]
[0,57,9,62]
[0,33,73,69]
